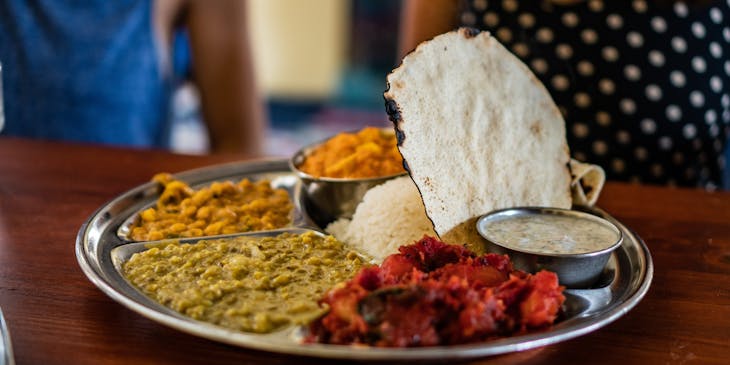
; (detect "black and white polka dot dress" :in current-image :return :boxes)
[460,0,729,189]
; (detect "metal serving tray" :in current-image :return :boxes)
[76,159,653,361]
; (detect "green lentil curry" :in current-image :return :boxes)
[123,231,369,333]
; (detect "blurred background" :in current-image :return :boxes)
[2,0,726,188]
[170,0,402,156]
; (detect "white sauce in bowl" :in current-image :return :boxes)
[482,213,620,255]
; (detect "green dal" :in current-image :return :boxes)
[123,231,368,333]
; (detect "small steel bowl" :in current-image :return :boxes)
[289,128,408,227]
[476,207,623,288]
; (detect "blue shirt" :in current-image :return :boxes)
[0,0,171,148]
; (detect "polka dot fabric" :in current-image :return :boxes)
[461,0,729,189]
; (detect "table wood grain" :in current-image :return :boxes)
[0,137,728,365]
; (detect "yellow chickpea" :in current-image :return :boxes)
[169,223,186,234]
[204,222,224,236]
[130,227,146,238]
[195,206,211,220]
[191,189,212,206]
[211,181,237,196]
[221,225,238,235]
[159,181,193,205]
[187,228,203,237]
[178,206,193,217]
[190,219,207,229]
[213,207,236,222]
[147,231,164,241]
[151,172,173,184]
[140,208,157,222]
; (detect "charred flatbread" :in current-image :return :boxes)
[384,28,572,247]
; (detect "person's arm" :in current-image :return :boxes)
[398,0,460,58]
[185,0,266,156]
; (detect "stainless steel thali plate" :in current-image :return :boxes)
[76,159,653,360]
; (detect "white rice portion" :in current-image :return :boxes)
[326,176,436,262]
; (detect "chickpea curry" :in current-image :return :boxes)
[297,127,406,179]
[128,173,293,241]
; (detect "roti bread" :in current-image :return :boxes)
[384,28,572,246]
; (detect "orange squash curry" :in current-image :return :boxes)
[298,127,405,179]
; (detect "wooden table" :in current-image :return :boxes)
[0,137,728,365]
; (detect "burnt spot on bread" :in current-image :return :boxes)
[530,121,542,137]
[384,97,402,124]
[423,176,433,188]
[402,158,410,173]
[460,27,481,38]
[395,128,406,146]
